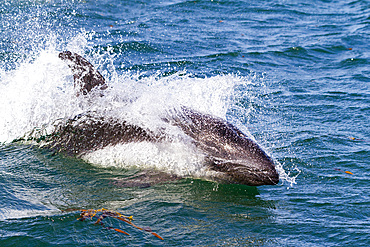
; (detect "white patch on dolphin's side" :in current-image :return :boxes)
[81,141,218,179]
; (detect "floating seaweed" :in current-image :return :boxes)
[334,168,353,175]
[72,208,163,240]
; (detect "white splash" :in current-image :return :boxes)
[0,208,58,221]
[274,160,300,187]
[0,49,78,142]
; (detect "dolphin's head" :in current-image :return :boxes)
[176,108,279,186]
[204,134,280,186]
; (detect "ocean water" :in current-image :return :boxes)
[0,0,369,246]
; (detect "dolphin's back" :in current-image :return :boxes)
[44,114,158,156]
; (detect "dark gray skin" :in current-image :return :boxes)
[58,51,107,95]
[171,108,279,185]
[51,51,279,186]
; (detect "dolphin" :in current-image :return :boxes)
[47,51,279,186]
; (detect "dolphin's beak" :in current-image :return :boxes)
[209,158,280,186]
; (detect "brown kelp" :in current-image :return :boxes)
[72,208,163,240]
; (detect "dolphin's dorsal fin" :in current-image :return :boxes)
[59,51,107,95]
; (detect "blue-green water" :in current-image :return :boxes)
[0,0,369,246]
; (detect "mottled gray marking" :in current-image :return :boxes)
[59,51,107,95]
[171,108,279,186]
